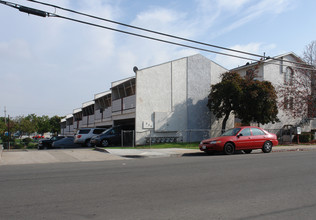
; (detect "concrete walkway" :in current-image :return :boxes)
[97,144,316,158]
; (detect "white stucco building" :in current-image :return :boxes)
[60,54,229,144]
[231,52,316,135]
[60,52,315,144]
[135,54,228,144]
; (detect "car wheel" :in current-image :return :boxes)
[262,141,272,153]
[85,139,92,148]
[101,139,109,147]
[223,143,235,155]
[244,149,252,154]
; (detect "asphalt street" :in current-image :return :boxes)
[1,151,316,219]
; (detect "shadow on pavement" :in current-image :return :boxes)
[181,150,246,157]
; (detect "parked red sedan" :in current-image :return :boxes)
[199,126,278,155]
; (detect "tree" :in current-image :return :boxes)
[238,79,279,125]
[37,115,51,135]
[0,117,6,136]
[303,40,316,66]
[207,72,244,132]
[303,40,316,118]
[208,72,279,132]
[50,115,62,135]
[277,41,316,118]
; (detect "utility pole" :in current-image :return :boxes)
[4,106,6,124]
[8,114,10,150]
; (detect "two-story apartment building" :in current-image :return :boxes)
[61,54,229,145]
[61,52,315,145]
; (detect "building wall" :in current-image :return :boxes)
[135,54,227,145]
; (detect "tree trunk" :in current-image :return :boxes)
[221,112,230,134]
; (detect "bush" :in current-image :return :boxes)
[14,142,25,149]
[292,132,312,143]
[26,142,38,149]
[22,138,33,145]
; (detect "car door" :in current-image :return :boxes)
[250,128,267,148]
[234,128,252,150]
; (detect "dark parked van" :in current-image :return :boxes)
[90,125,134,147]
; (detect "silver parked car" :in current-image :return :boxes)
[74,128,106,147]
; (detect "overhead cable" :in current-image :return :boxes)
[0,0,315,71]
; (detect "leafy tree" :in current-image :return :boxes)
[238,79,279,125]
[49,115,62,135]
[37,115,51,135]
[208,72,279,132]
[207,72,244,132]
[0,117,6,136]
[19,117,36,135]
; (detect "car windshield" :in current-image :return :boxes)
[221,128,241,136]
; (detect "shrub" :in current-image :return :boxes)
[22,138,33,145]
[292,132,312,143]
[14,143,25,149]
[26,142,38,149]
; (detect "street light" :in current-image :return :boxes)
[0,1,48,17]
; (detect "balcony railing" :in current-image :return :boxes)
[112,95,136,113]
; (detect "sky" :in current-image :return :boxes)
[0,0,315,118]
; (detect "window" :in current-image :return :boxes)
[221,128,241,136]
[79,129,90,134]
[284,67,294,85]
[251,128,265,136]
[284,96,294,110]
[239,128,251,136]
[93,129,106,134]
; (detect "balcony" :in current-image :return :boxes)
[112,95,136,116]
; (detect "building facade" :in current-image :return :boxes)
[60,54,229,144]
[231,52,316,135]
[60,52,316,144]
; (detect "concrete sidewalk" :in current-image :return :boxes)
[0,148,125,165]
[96,144,316,158]
[101,148,201,158]
[1,144,316,166]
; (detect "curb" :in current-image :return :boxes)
[93,147,109,153]
[93,146,316,159]
[272,147,316,152]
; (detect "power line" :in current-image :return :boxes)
[0,0,315,71]
[25,0,265,59]
[23,0,315,70]
[53,14,262,63]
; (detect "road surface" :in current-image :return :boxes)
[1,151,316,219]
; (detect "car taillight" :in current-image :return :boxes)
[77,135,82,138]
